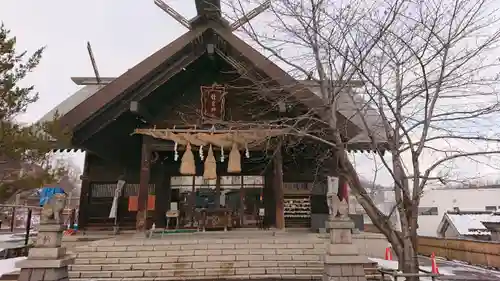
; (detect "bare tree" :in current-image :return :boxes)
[224,0,500,278]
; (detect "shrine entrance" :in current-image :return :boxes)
[169,175,266,229]
[134,127,285,231]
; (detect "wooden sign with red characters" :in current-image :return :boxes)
[201,83,226,121]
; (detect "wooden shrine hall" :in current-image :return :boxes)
[41,0,385,232]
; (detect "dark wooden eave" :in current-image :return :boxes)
[59,23,361,147]
[59,24,210,131]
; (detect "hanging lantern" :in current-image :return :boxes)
[227,142,242,173]
[180,143,196,175]
[204,145,217,180]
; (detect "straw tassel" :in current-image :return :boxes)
[227,143,241,173]
[204,145,217,180]
[174,142,179,161]
[180,143,196,175]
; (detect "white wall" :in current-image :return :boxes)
[418,188,500,236]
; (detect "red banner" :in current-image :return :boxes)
[201,84,225,120]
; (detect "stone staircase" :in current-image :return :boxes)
[67,233,385,281]
[69,235,327,280]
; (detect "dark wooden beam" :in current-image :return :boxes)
[214,48,281,102]
[195,0,221,17]
[137,136,152,232]
[75,50,206,145]
[130,101,155,123]
[154,161,169,228]
[77,152,91,231]
[273,145,285,229]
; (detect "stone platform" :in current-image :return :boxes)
[68,230,387,281]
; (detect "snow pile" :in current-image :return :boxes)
[0,257,25,277]
[368,257,453,281]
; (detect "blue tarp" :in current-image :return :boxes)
[39,187,65,207]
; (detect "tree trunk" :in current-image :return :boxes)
[402,240,420,281]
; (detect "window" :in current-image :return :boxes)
[418,207,438,216]
[124,184,155,196]
[485,206,497,212]
[171,176,193,187]
[243,176,263,186]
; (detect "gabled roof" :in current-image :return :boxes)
[45,77,386,146]
[58,24,210,130]
[48,23,387,147]
[437,211,500,236]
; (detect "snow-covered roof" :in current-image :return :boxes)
[37,77,114,123]
[437,211,500,236]
[305,82,387,145]
[40,77,387,147]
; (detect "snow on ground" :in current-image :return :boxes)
[370,257,500,280]
[369,257,399,270]
[419,265,453,275]
[369,257,453,281]
[0,234,17,242]
[0,257,25,277]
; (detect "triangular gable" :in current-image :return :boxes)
[213,26,325,111]
[206,26,387,145]
[59,25,210,130]
[55,23,386,147]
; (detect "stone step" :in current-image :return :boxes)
[69,267,323,279]
[67,234,378,280]
[74,237,326,249]
[74,252,324,262]
[73,239,327,255]
[70,276,322,281]
[71,261,323,270]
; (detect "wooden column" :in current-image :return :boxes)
[273,146,285,229]
[154,161,168,228]
[77,152,91,231]
[264,170,275,227]
[137,137,152,232]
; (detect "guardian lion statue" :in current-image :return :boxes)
[40,193,67,224]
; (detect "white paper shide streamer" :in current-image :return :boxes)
[109,179,126,219]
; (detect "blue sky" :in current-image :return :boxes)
[2,0,500,188]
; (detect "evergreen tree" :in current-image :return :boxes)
[0,23,70,203]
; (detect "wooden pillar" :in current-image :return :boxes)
[264,170,275,227]
[137,137,152,232]
[273,146,285,229]
[77,152,91,231]
[215,176,221,207]
[154,161,168,228]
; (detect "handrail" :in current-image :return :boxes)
[378,269,441,281]
[0,204,42,210]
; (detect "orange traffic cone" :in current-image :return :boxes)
[385,247,393,260]
[431,252,440,274]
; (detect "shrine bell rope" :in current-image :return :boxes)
[133,128,288,180]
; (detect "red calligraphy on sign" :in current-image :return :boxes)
[201,84,225,120]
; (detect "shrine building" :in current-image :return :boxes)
[40,0,385,232]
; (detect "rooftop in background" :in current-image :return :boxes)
[437,210,500,237]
